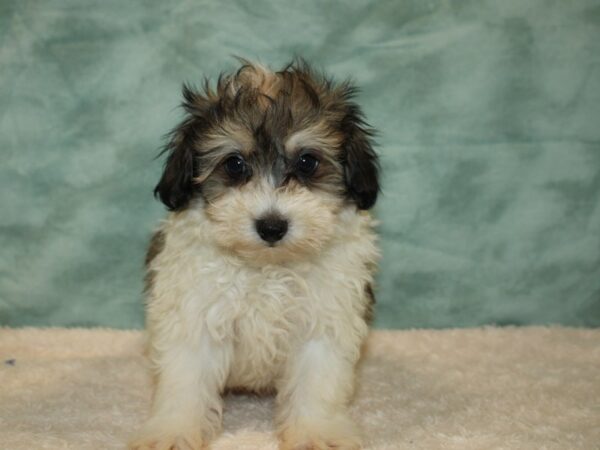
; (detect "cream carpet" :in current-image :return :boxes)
[0,327,598,450]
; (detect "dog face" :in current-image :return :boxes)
[154,61,379,263]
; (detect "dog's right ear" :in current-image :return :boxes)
[154,117,199,211]
[154,85,210,211]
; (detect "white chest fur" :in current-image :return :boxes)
[145,207,378,391]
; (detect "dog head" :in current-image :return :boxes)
[155,60,379,263]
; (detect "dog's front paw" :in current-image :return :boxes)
[278,416,361,450]
[129,424,205,450]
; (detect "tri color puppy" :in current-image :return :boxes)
[130,60,380,450]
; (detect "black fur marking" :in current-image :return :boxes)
[340,103,380,210]
[364,283,376,324]
[144,230,166,294]
[154,118,204,211]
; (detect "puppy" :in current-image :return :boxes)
[130,60,380,450]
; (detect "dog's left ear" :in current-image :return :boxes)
[341,105,380,210]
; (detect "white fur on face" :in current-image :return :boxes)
[203,177,343,265]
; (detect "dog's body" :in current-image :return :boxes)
[131,60,380,450]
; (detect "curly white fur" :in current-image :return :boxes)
[130,201,378,450]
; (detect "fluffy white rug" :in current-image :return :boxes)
[0,327,598,449]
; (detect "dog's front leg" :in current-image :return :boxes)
[130,330,232,450]
[276,337,363,450]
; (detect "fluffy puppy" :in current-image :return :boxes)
[130,60,380,450]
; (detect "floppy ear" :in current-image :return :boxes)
[342,106,380,210]
[154,118,199,211]
[154,83,213,210]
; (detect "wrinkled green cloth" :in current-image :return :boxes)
[1,0,599,328]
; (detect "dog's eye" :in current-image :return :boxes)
[296,153,319,176]
[224,155,247,178]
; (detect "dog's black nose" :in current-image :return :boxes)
[255,216,288,244]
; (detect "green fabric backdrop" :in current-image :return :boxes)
[1,0,599,329]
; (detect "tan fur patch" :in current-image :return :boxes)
[284,121,345,166]
[231,62,282,108]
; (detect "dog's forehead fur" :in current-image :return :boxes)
[187,62,349,164]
